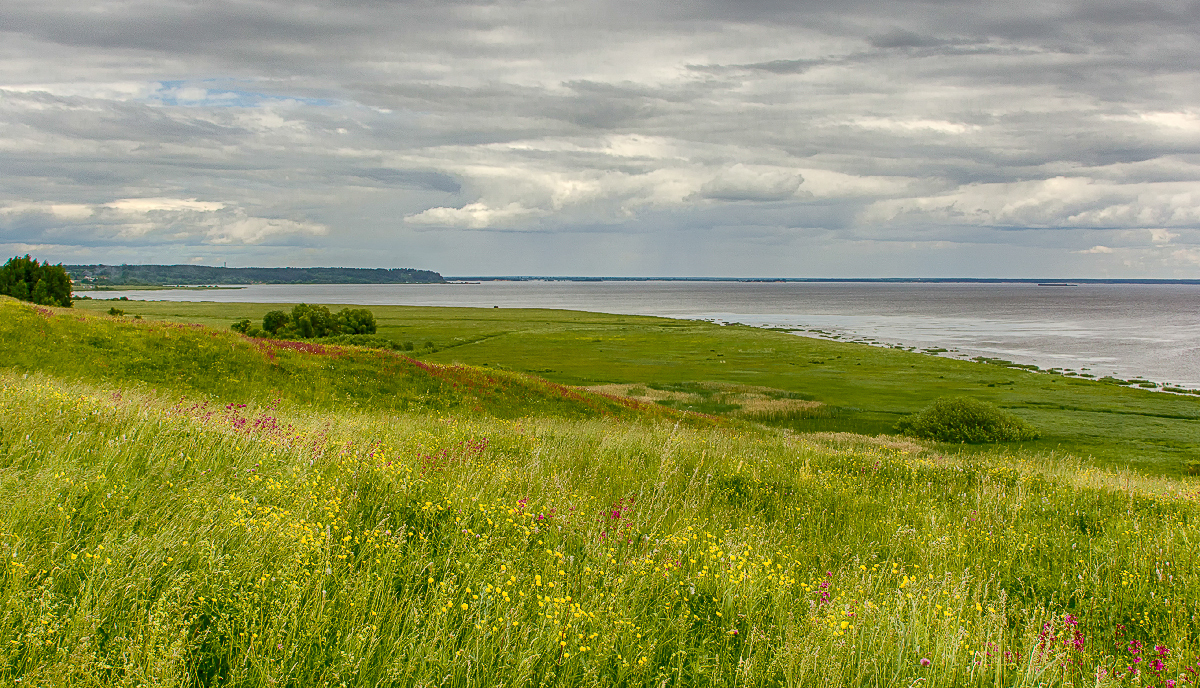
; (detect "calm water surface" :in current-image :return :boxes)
[90,282,1200,388]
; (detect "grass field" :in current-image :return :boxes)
[2,298,1197,686]
[74,298,1200,476]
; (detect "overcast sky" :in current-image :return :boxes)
[2,0,1199,277]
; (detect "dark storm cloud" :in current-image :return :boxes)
[1,0,1199,275]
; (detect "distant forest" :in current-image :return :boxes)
[65,264,445,285]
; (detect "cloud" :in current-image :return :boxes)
[202,216,326,244]
[0,197,326,246]
[104,198,226,213]
[850,117,982,135]
[868,29,950,49]
[0,0,1199,274]
[698,165,804,202]
[0,202,93,220]
[405,202,546,229]
[862,177,1200,229]
[1079,245,1114,253]
[1149,228,1177,244]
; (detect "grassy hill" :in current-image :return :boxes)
[0,299,681,423]
[2,298,1198,686]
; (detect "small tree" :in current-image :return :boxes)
[0,255,73,307]
[262,310,290,335]
[291,303,337,338]
[336,308,377,335]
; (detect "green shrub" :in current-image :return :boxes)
[231,318,252,334]
[1185,460,1200,476]
[896,396,1039,443]
[318,334,399,349]
[336,307,377,335]
[107,307,124,317]
[0,254,72,307]
[262,310,290,335]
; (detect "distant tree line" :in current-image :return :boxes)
[0,255,73,307]
[65,264,444,285]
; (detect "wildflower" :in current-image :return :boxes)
[920,658,931,667]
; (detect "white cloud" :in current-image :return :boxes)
[405,202,546,229]
[862,177,1200,229]
[1172,248,1200,266]
[0,202,94,220]
[104,198,226,213]
[1149,228,1178,244]
[202,216,326,244]
[1,196,325,245]
[1107,111,1200,133]
[850,117,982,135]
[0,82,159,101]
[698,164,804,201]
[1079,245,1113,254]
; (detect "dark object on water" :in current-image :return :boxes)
[1037,282,1077,287]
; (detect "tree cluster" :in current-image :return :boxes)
[65,264,444,285]
[0,255,73,307]
[232,303,377,339]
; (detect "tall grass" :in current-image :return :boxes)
[2,372,1197,686]
[0,300,679,423]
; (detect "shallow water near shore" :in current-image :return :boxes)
[89,281,1200,388]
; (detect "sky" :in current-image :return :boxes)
[1,0,1199,277]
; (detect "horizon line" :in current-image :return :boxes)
[445,276,1200,284]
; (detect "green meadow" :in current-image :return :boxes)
[0,296,1197,687]
[75,298,1200,476]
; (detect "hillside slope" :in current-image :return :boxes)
[0,299,680,422]
[0,371,1197,686]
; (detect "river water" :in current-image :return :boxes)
[86,281,1200,388]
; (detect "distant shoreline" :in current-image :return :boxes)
[74,284,245,291]
[447,276,1200,284]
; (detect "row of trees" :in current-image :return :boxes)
[0,255,73,307]
[232,303,377,339]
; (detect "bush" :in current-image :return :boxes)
[292,303,337,338]
[895,396,1039,443]
[108,307,124,316]
[0,255,72,307]
[262,310,290,335]
[336,308,377,335]
[250,306,379,340]
[319,334,399,349]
